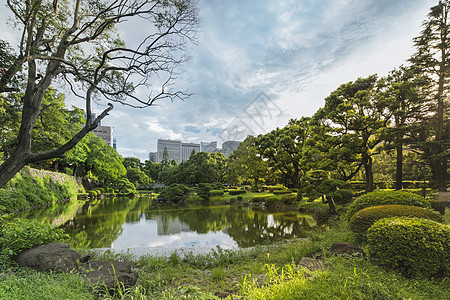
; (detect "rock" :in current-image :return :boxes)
[16,243,80,272]
[81,260,138,290]
[298,257,328,272]
[330,242,365,257]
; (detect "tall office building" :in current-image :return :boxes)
[200,141,218,153]
[181,142,200,161]
[221,141,241,157]
[157,139,182,164]
[149,152,158,163]
[92,125,114,147]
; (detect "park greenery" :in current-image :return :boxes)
[0,0,449,299]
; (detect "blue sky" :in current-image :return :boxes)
[1,0,437,161]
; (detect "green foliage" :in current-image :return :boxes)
[159,183,191,203]
[228,189,247,195]
[281,193,297,205]
[429,200,446,215]
[0,217,68,263]
[349,204,444,234]
[196,183,213,201]
[346,190,431,221]
[367,217,450,278]
[330,189,353,205]
[0,169,82,212]
[210,189,224,196]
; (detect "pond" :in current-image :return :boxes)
[17,196,316,255]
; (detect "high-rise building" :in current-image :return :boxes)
[181,142,200,161]
[157,139,182,164]
[201,141,218,153]
[221,141,241,157]
[149,152,158,163]
[92,125,114,147]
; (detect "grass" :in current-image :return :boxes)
[0,197,448,299]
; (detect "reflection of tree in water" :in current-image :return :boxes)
[60,196,154,248]
[149,206,315,248]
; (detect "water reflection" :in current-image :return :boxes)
[17,196,316,251]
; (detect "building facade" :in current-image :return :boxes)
[157,139,182,164]
[221,141,241,157]
[181,142,200,162]
[92,125,114,147]
[200,141,218,153]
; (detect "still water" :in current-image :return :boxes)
[18,196,316,253]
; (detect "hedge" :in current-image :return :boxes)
[367,217,450,278]
[228,189,247,195]
[429,200,446,215]
[349,204,444,235]
[346,190,430,221]
[331,189,353,205]
[210,190,224,196]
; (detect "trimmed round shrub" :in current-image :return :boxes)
[210,190,224,196]
[252,195,269,203]
[228,189,246,195]
[349,205,444,234]
[429,200,446,215]
[346,190,430,221]
[331,189,353,205]
[272,189,292,195]
[264,196,278,207]
[367,217,450,278]
[281,193,297,205]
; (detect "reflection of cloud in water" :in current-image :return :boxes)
[112,220,237,251]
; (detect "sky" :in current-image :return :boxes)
[0,0,438,161]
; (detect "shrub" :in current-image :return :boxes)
[0,190,28,212]
[349,205,444,234]
[281,193,297,205]
[250,185,262,193]
[367,217,450,278]
[331,189,353,205]
[159,183,191,203]
[196,183,213,201]
[252,195,270,203]
[210,190,224,196]
[269,185,288,193]
[88,190,98,197]
[273,189,292,195]
[264,196,278,207]
[429,200,446,215]
[0,217,68,259]
[228,189,246,195]
[346,190,430,221]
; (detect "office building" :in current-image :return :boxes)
[182,142,200,161]
[200,141,218,153]
[92,125,114,147]
[149,152,158,163]
[221,141,241,157]
[157,139,182,164]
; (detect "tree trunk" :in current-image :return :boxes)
[363,153,374,192]
[395,143,403,190]
[0,150,31,187]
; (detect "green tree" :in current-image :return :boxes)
[142,160,162,181]
[127,167,153,189]
[177,152,226,184]
[227,135,268,187]
[0,0,199,188]
[409,0,450,192]
[123,157,143,170]
[256,118,311,188]
[313,75,389,192]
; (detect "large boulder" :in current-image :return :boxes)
[81,260,138,290]
[16,243,80,272]
[298,257,328,272]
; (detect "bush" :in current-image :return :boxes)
[269,185,288,193]
[0,190,28,212]
[210,190,224,196]
[281,193,297,205]
[349,205,444,234]
[264,196,279,207]
[346,190,430,221]
[367,217,450,278]
[429,200,446,215]
[273,189,292,195]
[196,183,213,201]
[252,195,270,203]
[228,189,246,195]
[88,190,97,197]
[331,189,353,205]
[159,183,191,203]
[0,217,68,260]
[250,185,262,193]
